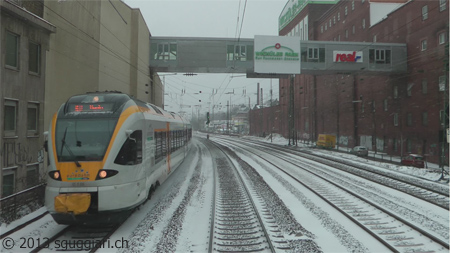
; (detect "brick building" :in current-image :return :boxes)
[250,0,448,164]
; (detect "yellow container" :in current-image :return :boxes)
[317,134,336,149]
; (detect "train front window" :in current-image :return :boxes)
[55,119,116,162]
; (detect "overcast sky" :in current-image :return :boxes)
[123,0,287,117]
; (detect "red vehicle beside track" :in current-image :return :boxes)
[401,154,425,168]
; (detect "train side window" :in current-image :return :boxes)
[114,130,142,165]
[155,131,167,161]
[155,131,162,160]
[161,131,167,157]
[171,131,176,152]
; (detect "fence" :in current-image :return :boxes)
[0,184,46,224]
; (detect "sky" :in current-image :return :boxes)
[123,0,288,117]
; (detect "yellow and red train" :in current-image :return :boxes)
[44,91,192,225]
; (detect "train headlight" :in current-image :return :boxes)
[49,171,61,181]
[96,169,118,180]
[99,170,107,178]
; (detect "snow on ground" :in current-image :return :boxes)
[1,134,448,253]
[244,133,449,183]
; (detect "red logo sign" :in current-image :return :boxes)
[334,51,363,62]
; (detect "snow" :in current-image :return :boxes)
[1,133,448,253]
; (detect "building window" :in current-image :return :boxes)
[338,34,341,41]
[352,25,355,34]
[362,19,366,29]
[421,39,427,51]
[439,32,446,45]
[394,113,398,126]
[352,1,355,10]
[321,26,323,33]
[422,79,427,94]
[227,45,248,61]
[393,85,398,98]
[369,49,391,64]
[2,170,15,197]
[422,112,428,126]
[362,0,365,3]
[4,100,18,136]
[337,12,340,21]
[29,42,40,74]
[407,83,413,97]
[27,103,39,133]
[373,34,377,42]
[345,6,348,15]
[329,19,332,27]
[372,100,376,112]
[383,99,388,111]
[407,139,412,153]
[156,43,177,60]
[325,24,327,31]
[393,138,397,151]
[27,165,39,187]
[6,31,19,69]
[407,113,412,126]
[440,0,446,11]
[345,29,348,38]
[333,16,336,24]
[422,5,428,20]
[308,48,319,60]
[439,75,446,91]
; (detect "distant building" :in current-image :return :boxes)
[250,0,448,164]
[1,0,55,197]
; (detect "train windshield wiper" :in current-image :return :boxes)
[61,127,81,167]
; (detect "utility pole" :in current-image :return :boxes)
[439,42,449,180]
[439,76,449,180]
[288,75,295,145]
[270,78,273,143]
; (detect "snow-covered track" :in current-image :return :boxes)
[0,211,48,240]
[205,141,288,252]
[215,138,449,252]
[215,136,450,210]
[30,224,122,252]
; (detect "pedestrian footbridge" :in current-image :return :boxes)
[150,36,407,78]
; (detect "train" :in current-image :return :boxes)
[44,91,192,225]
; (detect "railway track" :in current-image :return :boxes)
[213,137,449,252]
[214,135,450,210]
[205,141,290,252]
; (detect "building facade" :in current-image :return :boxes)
[43,0,163,133]
[250,0,448,164]
[1,0,55,197]
[1,0,164,197]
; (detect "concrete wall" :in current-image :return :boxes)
[44,0,101,129]
[44,0,162,132]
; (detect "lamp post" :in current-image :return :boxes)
[225,91,234,135]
